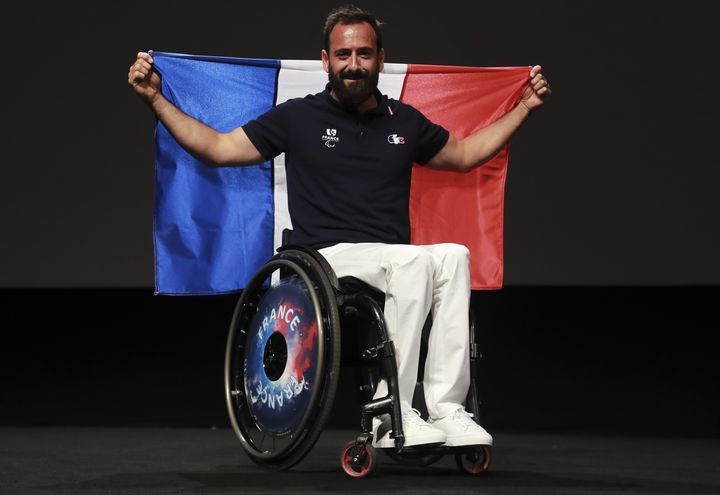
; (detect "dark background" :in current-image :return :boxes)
[1,1,718,435]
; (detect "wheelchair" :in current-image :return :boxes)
[224,242,491,477]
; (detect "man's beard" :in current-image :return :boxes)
[328,63,380,110]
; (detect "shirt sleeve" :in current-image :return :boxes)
[412,107,450,166]
[242,102,291,160]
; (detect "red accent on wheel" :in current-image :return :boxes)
[456,446,491,474]
[340,441,375,478]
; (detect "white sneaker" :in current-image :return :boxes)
[373,405,447,448]
[429,408,493,446]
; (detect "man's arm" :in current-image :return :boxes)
[128,51,264,166]
[426,65,551,172]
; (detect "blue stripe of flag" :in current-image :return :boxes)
[152,52,280,294]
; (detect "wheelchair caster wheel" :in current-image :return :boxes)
[340,441,376,478]
[456,446,491,475]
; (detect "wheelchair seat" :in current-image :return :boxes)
[224,244,491,476]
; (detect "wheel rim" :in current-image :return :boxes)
[225,259,326,461]
[458,446,491,474]
[341,442,373,478]
[244,275,321,437]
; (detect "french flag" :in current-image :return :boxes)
[151,52,529,295]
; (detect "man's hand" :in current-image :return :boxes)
[519,65,551,112]
[128,51,161,106]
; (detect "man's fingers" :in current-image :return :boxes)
[128,58,156,84]
[128,70,143,85]
[129,66,148,79]
[530,74,550,93]
[134,59,152,73]
[128,51,159,101]
[128,66,152,85]
[533,80,551,97]
[136,51,154,64]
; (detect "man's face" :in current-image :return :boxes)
[322,22,384,110]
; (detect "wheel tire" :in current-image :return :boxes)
[455,446,491,475]
[340,441,376,478]
[225,250,342,471]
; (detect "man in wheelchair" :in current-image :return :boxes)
[129,4,550,451]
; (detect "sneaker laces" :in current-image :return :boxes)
[403,407,433,429]
[450,408,478,431]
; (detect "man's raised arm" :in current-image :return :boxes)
[127,51,264,167]
[427,65,551,172]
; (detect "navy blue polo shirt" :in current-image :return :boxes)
[243,85,449,248]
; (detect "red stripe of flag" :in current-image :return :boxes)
[402,65,530,289]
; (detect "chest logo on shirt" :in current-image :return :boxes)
[387,134,405,145]
[322,128,340,148]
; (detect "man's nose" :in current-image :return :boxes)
[348,53,359,70]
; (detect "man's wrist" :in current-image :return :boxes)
[149,92,167,114]
[517,99,532,116]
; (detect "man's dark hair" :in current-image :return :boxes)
[323,4,383,52]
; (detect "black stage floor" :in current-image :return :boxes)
[2,427,718,494]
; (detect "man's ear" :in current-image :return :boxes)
[379,48,385,72]
[321,49,329,73]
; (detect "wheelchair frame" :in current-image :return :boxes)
[224,246,490,477]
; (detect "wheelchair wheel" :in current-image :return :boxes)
[340,441,376,478]
[225,249,342,470]
[456,446,491,475]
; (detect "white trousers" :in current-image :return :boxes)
[318,243,471,419]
